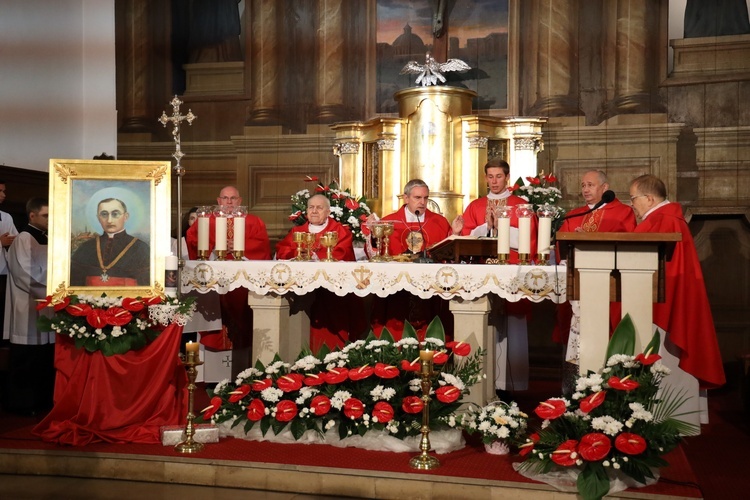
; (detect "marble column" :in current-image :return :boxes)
[529,0,581,116]
[315,0,346,123]
[119,0,153,133]
[247,0,280,124]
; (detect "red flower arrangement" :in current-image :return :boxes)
[37,293,195,356]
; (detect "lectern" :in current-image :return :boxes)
[556,232,681,374]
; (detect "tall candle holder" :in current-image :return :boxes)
[516,203,534,265]
[536,204,558,265]
[175,350,205,454]
[409,351,440,470]
[495,205,513,265]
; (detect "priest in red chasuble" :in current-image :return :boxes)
[629,174,725,389]
[554,170,637,346]
[371,179,460,340]
[454,158,538,261]
[185,186,270,377]
[276,194,362,352]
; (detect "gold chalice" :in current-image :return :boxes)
[320,231,339,262]
[370,223,385,262]
[292,231,306,261]
[381,222,394,261]
[304,232,316,261]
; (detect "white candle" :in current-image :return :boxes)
[497,217,510,254]
[165,253,178,271]
[197,217,210,251]
[215,216,227,251]
[538,217,552,254]
[518,217,531,254]
[233,216,245,252]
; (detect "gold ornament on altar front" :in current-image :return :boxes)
[409,350,440,470]
[176,342,205,454]
[320,231,339,262]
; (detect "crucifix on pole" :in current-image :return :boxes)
[159,95,196,296]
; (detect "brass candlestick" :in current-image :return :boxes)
[409,352,440,470]
[175,351,205,454]
[215,249,227,261]
[496,253,509,265]
[536,253,550,265]
[232,250,244,260]
[518,253,530,265]
[197,249,209,261]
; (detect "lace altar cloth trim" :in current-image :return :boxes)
[182,261,566,303]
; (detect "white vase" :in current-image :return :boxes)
[484,440,510,455]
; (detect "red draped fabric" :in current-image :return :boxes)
[33,324,187,445]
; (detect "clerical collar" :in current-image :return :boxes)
[29,223,45,233]
[487,190,510,200]
[308,220,328,234]
[641,200,670,220]
[587,202,608,210]
[105,229,126,238]
[404,208,424,223]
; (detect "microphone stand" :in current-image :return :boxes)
[414,210,433,263]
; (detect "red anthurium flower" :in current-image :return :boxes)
[579,391,607,414]
[402,396,424,414]
[400,358,421,372]
[445,341,471,357]
[615,433,647,455]
[608,375,640,391]
[277,373,304,392]
[372,401,394,424]
[343,398,364,419]
[143,296,162,306]
[578,433,612,462]
[275,400,298,422]
[35,296,53,311]
[289,211,302,222]
[374,362,399,379]
[635,352,662,366]
[52,296,72,312]
[246,398,266,421]
[348,365,374,381]
[546,174,557,183]
[527,176,541,185]
[345,198,359,210]
[433,351,449,365]
[551,440,579,466]
[304,175,319,182]
[66,303,92,317]
[508,183,520,192]
[251,378,273,392]
[104,307,133,327]
[228,384,251,403]
[121,297,146,312]
[435,385,461,403]
[323,367,349,384]
[303,373,326,386]
[86,308,108,329]
[518,433,540,457]
[201,396,223,420]
[534,399,568,420]
[310,395,331,416]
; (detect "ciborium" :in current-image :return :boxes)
[320,231,339,262]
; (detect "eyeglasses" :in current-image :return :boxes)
[629,194,646,203]
[98,210,124,219]
[219,196,240,202]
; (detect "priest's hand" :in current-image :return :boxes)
[0,232,15,248]
[451,215,464,235]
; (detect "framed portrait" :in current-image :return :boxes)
[48,159,172,298]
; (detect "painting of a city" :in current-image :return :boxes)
[376,0,509,113]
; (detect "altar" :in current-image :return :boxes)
[181,260,566,404]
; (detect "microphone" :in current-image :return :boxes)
[561,190,615,221]
[414,209,433,263]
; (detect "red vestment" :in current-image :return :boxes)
[275,218,354,262]
[634,202,725,389]
[372,206,454,340]
[185,214,270,260]
[460,194,538,262]
[276,219,363,353]
[380,206,453,256]
[554,199,637,343]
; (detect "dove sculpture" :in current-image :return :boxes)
[400,52,471,87]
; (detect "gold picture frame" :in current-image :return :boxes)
[48,159,172,299]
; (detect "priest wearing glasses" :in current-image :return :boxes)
[70,198,150,286]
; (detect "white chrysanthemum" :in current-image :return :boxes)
[235,367,263,385]
[591,415,624,436]
[439,372,465,391]
[331,390,352,410]
[330,206,343,217]
[214,379,230,394]
[365,339,390,350]
[395,337,420,348]
[260,387,283,403]
[408,378,422,392]
[650,362,671,375]
[422,338,445,348]
[628,402,653,422]
[290,355,322,372]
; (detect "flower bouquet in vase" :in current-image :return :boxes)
[460,400,528,455]
[515,314,696,500]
